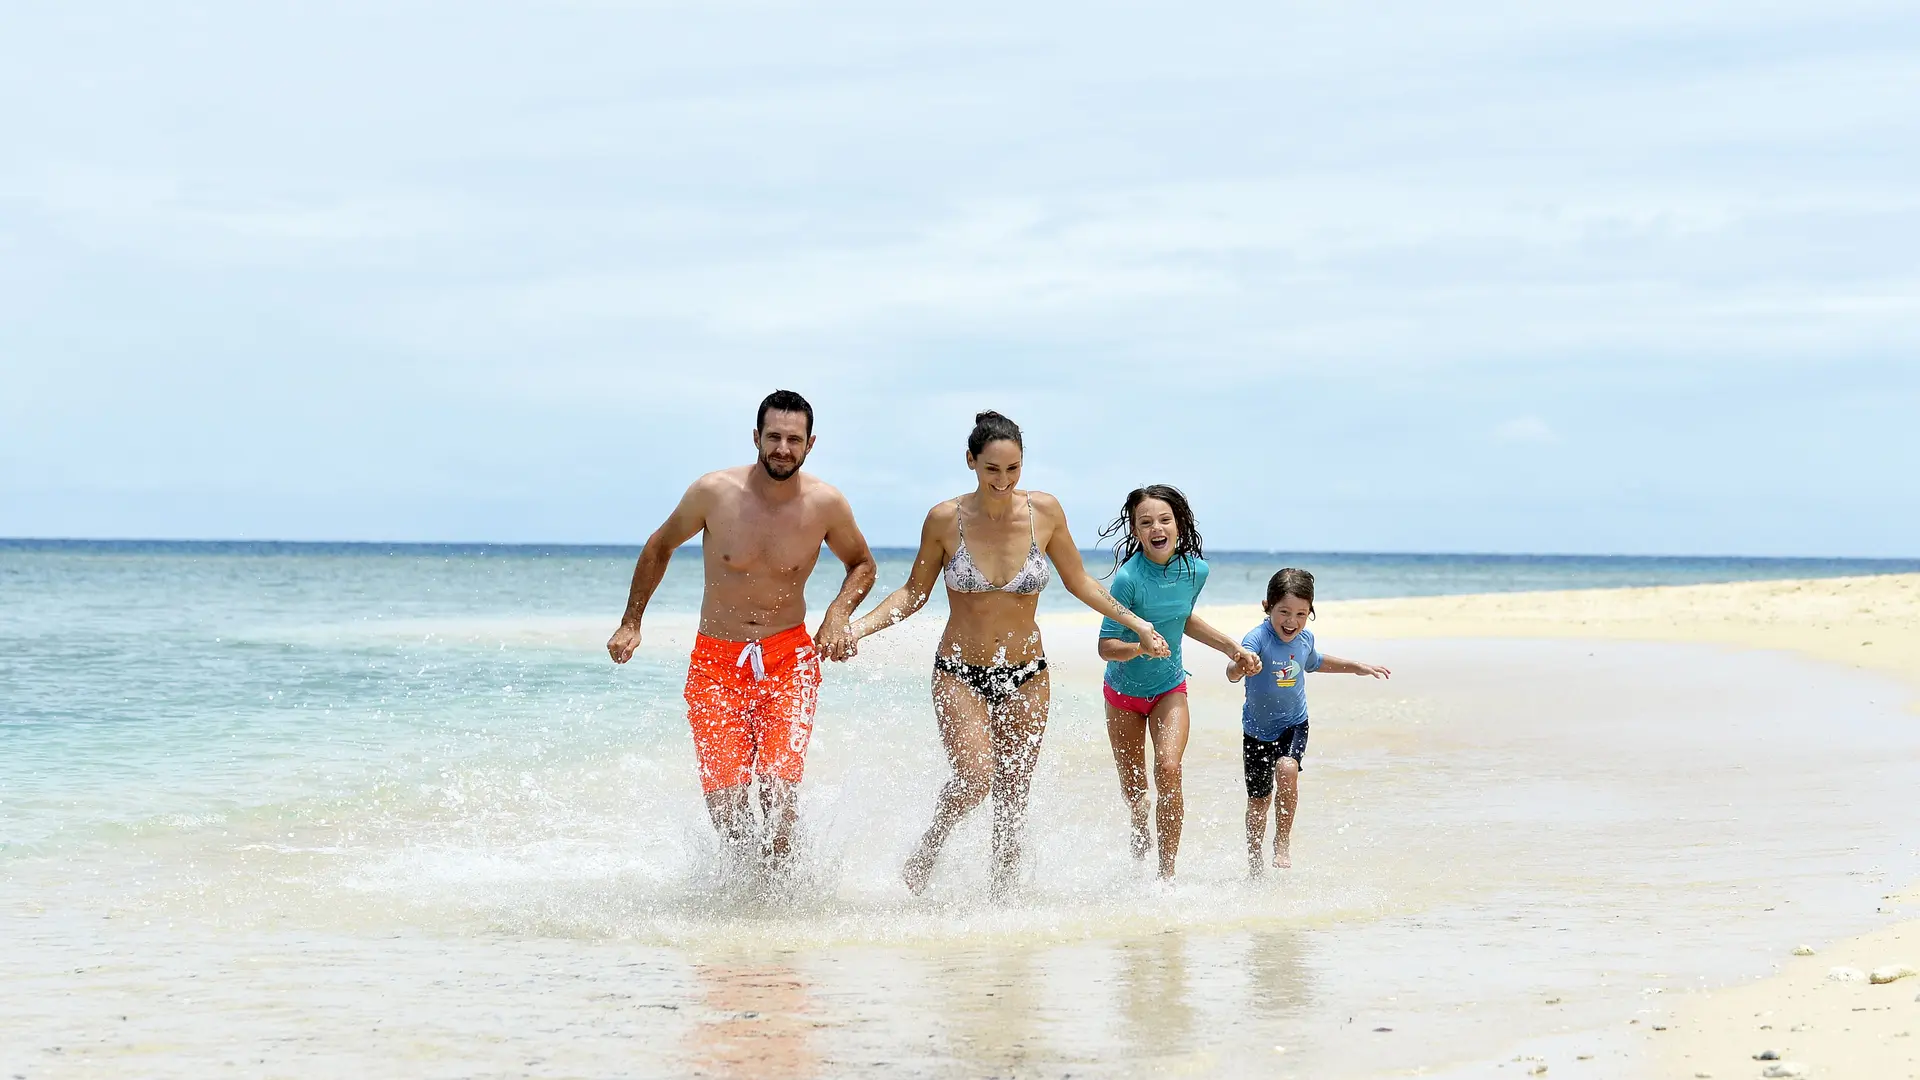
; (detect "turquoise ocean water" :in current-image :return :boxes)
[7,538,1912,857]
[4,540,1914,857]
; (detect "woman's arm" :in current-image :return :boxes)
[1098,637,1148,662]
[1184,612,1261,676]
[1317,653,1391,679]
[850,504,951,640]
[1034,493,1169,657]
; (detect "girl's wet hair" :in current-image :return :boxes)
[1099,485,1204,575]
[966,410,1023,457]
[1263,568,1316,617]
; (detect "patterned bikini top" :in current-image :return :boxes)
[943,494,1051,596]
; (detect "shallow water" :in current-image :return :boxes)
[5,548,1919,1077]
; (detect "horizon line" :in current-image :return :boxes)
[3,537,1917,563]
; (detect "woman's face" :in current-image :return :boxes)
[1130,497,1179,564]
[966,439,1023,495]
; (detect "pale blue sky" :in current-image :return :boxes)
[4,2,1917,554]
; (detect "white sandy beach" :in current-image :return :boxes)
[4,574,1917,1078]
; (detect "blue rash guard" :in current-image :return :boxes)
[1239,621,1322,740]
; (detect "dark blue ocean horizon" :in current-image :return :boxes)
[5,537,1916,605]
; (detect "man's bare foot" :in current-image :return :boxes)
[902,847,937,896]
[1271,842,1292,870]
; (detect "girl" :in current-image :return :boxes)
[1229,568,1390,873]
[852,411,1170,897]
[1096,485,1261,880]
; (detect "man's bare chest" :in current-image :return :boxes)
[704,502,824,577]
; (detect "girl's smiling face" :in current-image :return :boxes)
[1130,497,1179,564]
[1268,595,1312,640]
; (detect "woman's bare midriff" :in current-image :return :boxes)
[937,589,1046,665]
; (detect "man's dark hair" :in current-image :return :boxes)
[756,389,814,435]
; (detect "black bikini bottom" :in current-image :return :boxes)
[933,654,1049,707]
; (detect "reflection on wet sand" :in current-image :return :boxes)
[1118,931,1196,1063]
[941,947,1047,1074]
[686,963,817,1080]
[1247,929,1312,1020]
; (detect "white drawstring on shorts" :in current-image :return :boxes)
[736,640,767,682]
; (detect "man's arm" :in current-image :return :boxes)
[607,481,712,663]
[813,490,878,662]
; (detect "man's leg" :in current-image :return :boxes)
[705,784,757,863]
[685,651,755,861]
[759,777,799,871]
[752,642,821,875]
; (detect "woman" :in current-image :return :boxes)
[1096,485,1260,880]
[852,411,1169,897]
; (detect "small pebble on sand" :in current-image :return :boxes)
[1868,964,1916,985]
[1754,1049,1779,1060]
[1792,945,1816,956]
[1826,966,1866,982]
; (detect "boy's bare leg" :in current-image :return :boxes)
[1246,795,1270,876]
[1272,758,1301,869]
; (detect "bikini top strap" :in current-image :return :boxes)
[1025,494,1037,546]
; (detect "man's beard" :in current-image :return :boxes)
[759,452,804,481]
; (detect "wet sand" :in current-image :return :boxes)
[4,577,1919,1077]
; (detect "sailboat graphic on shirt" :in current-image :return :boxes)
[1273,655,1303,688]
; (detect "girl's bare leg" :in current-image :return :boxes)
[1145,693,1191,880]
[904,672,993,895]
[987,670,1050,899]
[1271,758,1301,869]
[1104,704,1152,860]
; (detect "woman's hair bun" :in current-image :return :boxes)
[967,410,1023,456]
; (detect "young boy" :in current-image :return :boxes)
[1229,568,1391,873]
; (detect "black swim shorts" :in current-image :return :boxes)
[1243,724,1308,798]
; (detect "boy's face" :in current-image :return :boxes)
[1269,597,1312,640]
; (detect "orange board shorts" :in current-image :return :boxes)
[683,625,822,795]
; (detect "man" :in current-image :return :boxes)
[608,389,877,871]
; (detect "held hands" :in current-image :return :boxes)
[607,621,641,664]
[1231,648,1263,677]
[814,615,859,662]
[1137,626,1171,659]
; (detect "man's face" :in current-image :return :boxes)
[755,410,814,481]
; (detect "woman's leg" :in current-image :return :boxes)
[988,668,1051,898]
[1104,702,1152,860]
[1145,692,1191,879]
[904,670,994,895]
[1271,758,1301,869]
